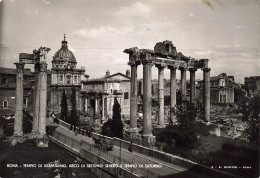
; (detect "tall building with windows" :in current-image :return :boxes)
[49,36,87,114]
[0,67,34,116]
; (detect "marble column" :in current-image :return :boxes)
[38,62,48,136]
[129,62,138,133]
[85,97,88,112]
[14,62,24,136]
[142,59,153,136]
[32,63,40,134]
[169,66,177,124]
[102,95,105,120]
[156,64,166,127]
[180,67,187,98]
[189,68,197,104]
[203,68,211,122]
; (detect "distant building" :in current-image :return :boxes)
[244,76,260,97]
[198,73,236,104]
[0,67,34,116]
[49,36,87,114]
[80,70,131,125]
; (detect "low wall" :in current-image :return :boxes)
[51,130,143,178]
[56,120,236,178]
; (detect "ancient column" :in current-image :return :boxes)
[32,63,40,134]
[203,68,211,122]
[95,96,98,117]
[102,95,105,120]
[180,67,187,98]
[169,66,177,124]
[14,62,24,136]
[142,57,153,136]
[189,68,197,104]
[85,97,88,112]
[129,62,138,133]
[156,64,166,127]
[38,62,48,136]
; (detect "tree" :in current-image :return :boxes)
[156,100,211,149]
[102,98,123,138]
[60,90,68,122]
[68,87,79,126]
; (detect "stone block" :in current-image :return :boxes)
[10,135,27,146]
[154,41,177,57]
[36,136,49,147]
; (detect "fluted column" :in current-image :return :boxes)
[180,67,187,98]
[129,62,138,133]
[32,63,40,134]
[38,62,48,136]
[142,57,153,136]
[203,68,211,122]
[169,66,177,124]
[102,95,105,120]
[156,64,166,127]
[189,68,197,104]
[14,62,24,136]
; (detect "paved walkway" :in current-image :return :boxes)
[46,118,208,178]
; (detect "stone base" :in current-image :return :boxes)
[36,135,49,148]
[129,127,139,134]
[10,135,27,146]
[156,124,165,128]
[141,134,156,145]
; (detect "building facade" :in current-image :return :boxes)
[198,73,235,104]
[244,76,260,97]
[80,70,131,125]
[49,36,87,114]
[0,67,34,116]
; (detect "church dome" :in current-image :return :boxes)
[53,35,76,61]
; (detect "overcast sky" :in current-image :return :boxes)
[0,0,259,83]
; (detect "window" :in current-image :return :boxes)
[3,100,8,108]
[67,76,71,84]
[124,92,129,99]
[74,76,77,84]
[60,75,63,82]
[2,78,8,84]
[23,98,27,107]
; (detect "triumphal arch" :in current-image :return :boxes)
[11,47,51,147]
[124,40,210,142]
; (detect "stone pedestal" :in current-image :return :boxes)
[10,135,27,146]
[36,136,49,147]
[14,63,24,136]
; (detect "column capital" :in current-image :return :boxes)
[203,68,211,72]
[179,67,188,71]
[39,62,48,72]
[142,59,153,65]
[189,68,197,72]
[128,61,139,67]
[15,62,25,73]
[167,65,178,70]
[155,63,167,69]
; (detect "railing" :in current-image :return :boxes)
[55,119,237,178]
